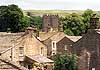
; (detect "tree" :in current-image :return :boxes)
[30,16,42,30]
[0,6,9,31]
[82,9,93,32]
[0,4,30,32]
[62,13,85,36]
[19,16,30,31]
[53,53,78,70]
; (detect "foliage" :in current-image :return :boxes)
[53,54,78,70]
[82,9,93,32]
[30,16,42,30]
[19,16,30,31]
[0,5,97,35]
[62,13,85,36]
[0,4,30,32]
[64,29,74,36]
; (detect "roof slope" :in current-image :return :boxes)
[26,55,53,63]
[39,32,57,41]
[0,32,24,52]
[50,32,66,42]
[0,32,46,55]
[39,31,82,43]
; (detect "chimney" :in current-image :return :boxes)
[90,14,99,29]
[25,27,39,37]
[25,27,34,34]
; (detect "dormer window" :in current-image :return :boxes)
[19,47,24,56]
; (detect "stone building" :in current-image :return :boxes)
[0,27,53,70]
[42,15,59,32]
[72,16,100,70]
[38,31,81,57]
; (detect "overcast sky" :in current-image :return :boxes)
[0,0,100,10]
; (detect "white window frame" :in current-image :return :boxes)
[19,47,24,56]
[40,47,44,56]
[52,41,56,50]
[51,41,57,55]
[64,45,68,50]
[92,68,95,70]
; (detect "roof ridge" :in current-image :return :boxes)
[42,32,58,41]
[32,35,47,47]
[0,34,30,54]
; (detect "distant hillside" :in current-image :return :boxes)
[23,10,84,17]
[23,10,100,17]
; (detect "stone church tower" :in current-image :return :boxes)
[42,15,59,32]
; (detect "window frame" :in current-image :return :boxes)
[40,47,44,56]
[19,47,24,56]
[52,41,56,50]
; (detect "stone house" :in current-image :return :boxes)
[38,31,81,57]
[72,16,100,70]
[0,27,53,70]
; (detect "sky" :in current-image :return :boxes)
[0,0,100,10]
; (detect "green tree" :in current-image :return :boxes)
[53,54,78,70]
[31,16,42,30]
[0,6,9,31]
[62,13,85,36]
[82,9,93,32]
[19,16,30,31]
[0,4,30,32]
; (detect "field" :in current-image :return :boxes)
[23,10,100,17]
[23,10,84,17]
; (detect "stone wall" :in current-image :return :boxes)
[72,30,100,70]
[42,15,59,32]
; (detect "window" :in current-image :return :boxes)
[19,47,24,56]
[52,41,56,50]
[52,41,56,55]
[50,28,53,31]
[64,45,68,50]
[53,42,55,48]
[40,47,44,56]
[92,68,95,70]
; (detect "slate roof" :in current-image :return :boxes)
[0,32,24,52]
[50,32,66,42]
[0,31,82,53]
[39,32,57,41]
[26,55,54,63]
[39,31,81,43]
[0,32,46,54]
